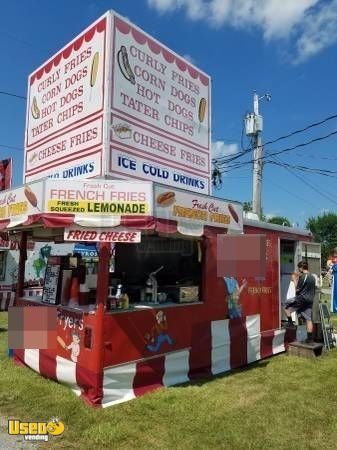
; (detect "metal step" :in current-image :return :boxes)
[288,341,324,358]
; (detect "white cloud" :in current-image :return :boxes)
[147,0,206,19]
[147,0,337,62]
[295,0,337,62]
[182,54,196,65]
[212,141,239,160]
[147,0,178,14]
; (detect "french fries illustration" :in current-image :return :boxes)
[117,46,135,84]
[29,152,38,164]
[31,96,40,119]
[90,52,99,87]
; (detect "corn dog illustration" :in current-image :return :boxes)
[24,185,41,211]
[117,46,135,84]
[228,204,239,224]
[31,96,40,119]
[198,98,207,132]
[198,98,207,123]
[90,52,99,87]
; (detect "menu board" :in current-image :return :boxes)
[109,15,211,194]
[42,263,61,305]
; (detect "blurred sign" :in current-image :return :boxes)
[0,158,12,191]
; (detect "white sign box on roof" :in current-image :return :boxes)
[24,11,211,194]
[25,14,107,182]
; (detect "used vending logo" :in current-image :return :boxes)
[8,417,65,442]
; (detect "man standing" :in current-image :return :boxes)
[285,261,316,343]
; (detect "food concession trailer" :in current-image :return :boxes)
[1,178,314,408]
[4,10,318,407]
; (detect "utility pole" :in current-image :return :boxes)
[245,92,271,219]
[252,92,263,218]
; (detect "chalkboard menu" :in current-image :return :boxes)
[42,257,62,304]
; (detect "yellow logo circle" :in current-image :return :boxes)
[46,420,65,436]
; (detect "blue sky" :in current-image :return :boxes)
[1,0,337,227]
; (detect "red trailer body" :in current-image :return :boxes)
[2,179,316,408]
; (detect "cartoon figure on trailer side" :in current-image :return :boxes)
[57,331,81,363]
[223,277,248,318]
[144,310,174,352]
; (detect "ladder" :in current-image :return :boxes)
[319,303,336,350]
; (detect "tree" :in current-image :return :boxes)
[306,213,337,265]
[243,201,266,221]
[243,201,252,213]
[267,216,291,227]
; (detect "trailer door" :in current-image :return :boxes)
[296,241,321,277]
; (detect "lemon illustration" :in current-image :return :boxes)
[46,420,65,436]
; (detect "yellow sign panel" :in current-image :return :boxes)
[248,286,272,295]
[0,202,28,219]
[172,204,230,225]
[47,200,149,214]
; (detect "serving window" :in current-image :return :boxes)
[113,234,203,304]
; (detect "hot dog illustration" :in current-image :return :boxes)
[156,191,176,207]
[117,46,136,84]
[228,204,239,223]
[90,52,99,87]
[24,185,39,209]
[31,96,40,119]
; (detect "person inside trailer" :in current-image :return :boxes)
[284,261,316,343]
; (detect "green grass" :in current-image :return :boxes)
[2,311,337,449]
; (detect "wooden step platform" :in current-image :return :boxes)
[288,341,324,358]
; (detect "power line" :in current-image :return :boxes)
[264,175,318,208]
[294,152,337,161]
[216,128,337,174]
[268,160,337,178]
[269,155,337,206]
[264,113,337,148]
[0,90,26,100]
[213,112,337,164]
[0,144,24,152]
[264,129,337,160]
[0,143,24,152]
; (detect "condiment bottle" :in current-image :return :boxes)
[145,278,152,302]
[107,286,116,310]
[116,284,123,308]
[123,293,129,309]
